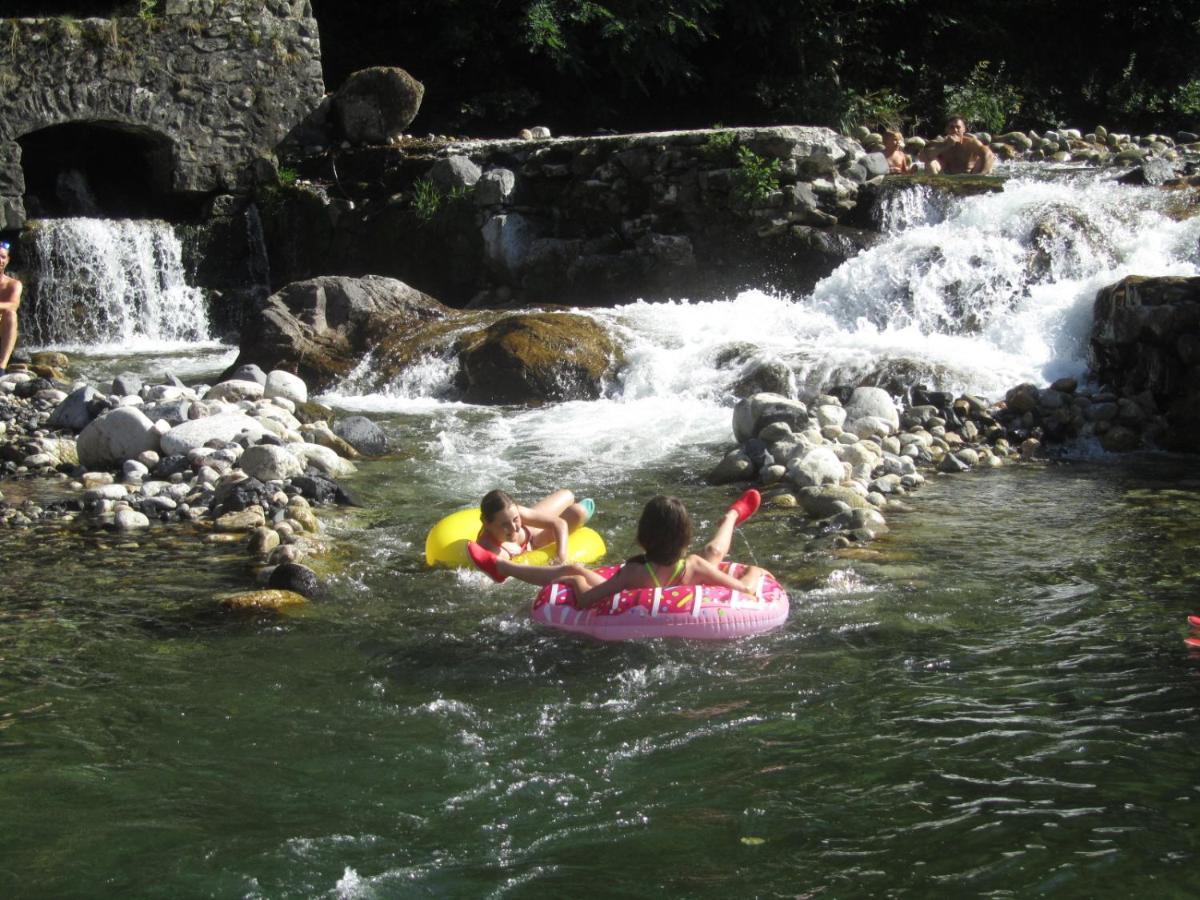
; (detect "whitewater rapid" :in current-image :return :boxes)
[317,173,1200,483]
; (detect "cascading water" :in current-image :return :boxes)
[24,217,212,349]
[323,172,1200,490]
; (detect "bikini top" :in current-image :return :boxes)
[644,559,685,589]
[479,525,532,557]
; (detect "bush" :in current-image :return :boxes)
[942,61,1022,134]
[734,145,780,205]
[839,88,909,134]
[1172,78,1200,120]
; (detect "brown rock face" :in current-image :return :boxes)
[334,66,425,145]
[230,275,452,390]
[455,313,623,404]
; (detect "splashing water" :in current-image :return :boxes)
[24,217,212,350]
[319,174,1200,487]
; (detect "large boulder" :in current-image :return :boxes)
[844,386,900,430]
[732,393,809,443]
[77,407,160,469]
[160,413,270,456]
[455,312,623,404]
[229,275,452,391]
[332,415,388,457]
[333,66,424,145]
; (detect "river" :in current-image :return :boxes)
[3,169,1200,897]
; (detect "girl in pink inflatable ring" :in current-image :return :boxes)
[467,490,763,607]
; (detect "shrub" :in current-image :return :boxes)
[734,145,780,205]
[943,61,1022,134]
[839,88,909,134]
[1172,78,1200,120]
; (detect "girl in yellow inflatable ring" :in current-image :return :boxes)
[475,489,595,565]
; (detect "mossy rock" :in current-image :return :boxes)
[892,172,1005,197]
[454,312,623,404]
[219,589,309,611]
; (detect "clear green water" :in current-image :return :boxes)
[4,409,1200,897]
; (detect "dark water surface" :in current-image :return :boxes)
[4,444,1200,897]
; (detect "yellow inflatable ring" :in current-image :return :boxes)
[425,507,606,569]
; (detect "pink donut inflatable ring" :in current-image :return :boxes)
[530,562,789,641]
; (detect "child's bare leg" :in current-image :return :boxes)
[531,489,589,529]
[737,565,765,596]
[701,510,738,565]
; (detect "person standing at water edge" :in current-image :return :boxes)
[0,241,21,374]
[918,115,996,174]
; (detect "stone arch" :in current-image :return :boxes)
[17,121,189,220]
[0,4,326,230]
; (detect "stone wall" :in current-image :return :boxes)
[0,0,324,229]
[1089,275,1200,450]
[261,126,885,307]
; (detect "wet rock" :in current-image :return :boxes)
[844,386,900,430]
[47,385,108,432]
[230,275,452,390]
[220,589,308,611]
[160,413,270,456]
[707,448,755,484]
[786,446,844,488]
[264,370,308,405]
[455,312,622,404]
[332,415,387,457]
[267,562,321,598]
[114,507,151,530]
[240,444,304,482]
[732,393,809,442]
[77,406,160,469]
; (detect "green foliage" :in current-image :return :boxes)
[278,166,299,187]
[839,88,909,134]
[138,0,158,19]
[411,178,441,222]
[942,61,1022,134]
[733,145,780,205]
[521,0,719,92]
[704,128,737,160]
[1173,79,1200,120]
[410,179,474,225]
[1108,54,1166,119]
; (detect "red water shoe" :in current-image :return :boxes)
[729,489,761,525]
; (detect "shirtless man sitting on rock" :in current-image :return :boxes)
[918,115,996,175]
[0,241,21,375]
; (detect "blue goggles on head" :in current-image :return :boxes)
[0,242,9,252]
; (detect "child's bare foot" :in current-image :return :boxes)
[729,489,761,525]
[467,541,507,583]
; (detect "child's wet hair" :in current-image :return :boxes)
[480,489,517,523]
[636,495,693,565]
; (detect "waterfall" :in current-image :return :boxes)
[24,218,211,348]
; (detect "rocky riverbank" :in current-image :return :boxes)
[0,357,383,608]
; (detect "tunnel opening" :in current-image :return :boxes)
[18,121,203,221]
